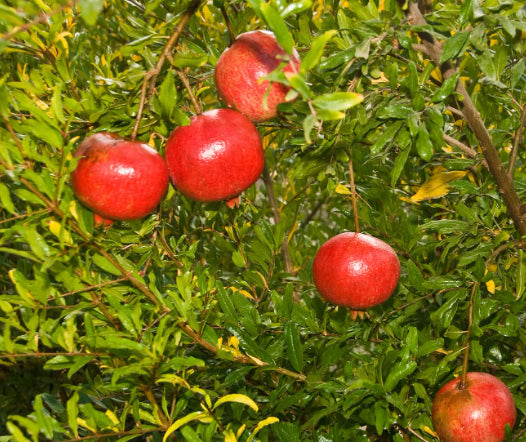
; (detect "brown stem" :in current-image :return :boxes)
[348,157,360,233]
[443,134,478,159]
[176,69,203,115]
[459,283,478,390]
[262,161,298,303]
[142,386,169,428]
[220,4,236,46]
[509,104,526,177]
[404,1,526,237]
[131,0,202,139]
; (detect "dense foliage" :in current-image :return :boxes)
[1,0,525,440]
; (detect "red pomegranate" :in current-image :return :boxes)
[312,232,400,309]
[71,133,169,221]
[432,372,516,442]
[215,30,301,122]
[165,109,264,202]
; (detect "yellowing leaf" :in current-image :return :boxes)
[247,417,280,442]
[223,429,237,442]
[424,426,439,437]
[213,394,259,413]
[334,183,351,195]
[485,279,496,294]
[163,411,213,442]
[411,171,468,202]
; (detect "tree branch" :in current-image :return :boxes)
[132,0,202,139]
[404,1,526,236]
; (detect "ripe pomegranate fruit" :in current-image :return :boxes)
[432,372,516,442]
[71,133,169,221]
[215,30,301,122]
[165,109,264,202]
[312,232,400,309]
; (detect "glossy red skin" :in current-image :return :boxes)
[312,232,400,309]
[432,372,516,442]
[165,109,264,202]
[71,133,169,221]
[215,30,301,122]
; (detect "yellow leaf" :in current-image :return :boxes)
[334,183,351,195]
[48,220,73,245]
[411,171,468,202]
[247,417,280,442]
[485,279,496,294]
[223,429,237,442]
[213,394,259,413]
[424,426,439,437]
[163,411,213,442]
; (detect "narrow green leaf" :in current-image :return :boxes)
[370,121,404,155]
[284,321,304,372]
[440,31,470,64]
[301,30,338,73]
[312,92,363,112]
[416,123,433,161]
[216,285,238,322]
[384,360,417,392]
[163,412,213,442]
[377,104,413,120]
[391,144,411,187]
[52,83,65,124]
[0,182,15,214]
[286,73,311,99]
[281,1,312,18]
[260,2,294,55]
[431,73,459,102]
[92,254,122,276]
[67,392,79,437]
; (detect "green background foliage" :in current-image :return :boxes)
[1,0,526,440]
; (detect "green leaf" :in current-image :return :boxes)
[377,104,413,120]
[260,2,294,55]
[312,92,363,112]
[163,412,213,442]
[281,1,312,18]
[67,392,79,438]
[384,360,417,392]
[301,30,337,73]
[0,182,15,214]
[431,73,459,102]
[440,31,470,64]
[284,321,304,372]
[370,121,404,155]
[416,123,434,161]
[79,0,105,26]
[92,254,122,276]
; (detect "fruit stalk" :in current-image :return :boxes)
[348,157,360,234]
[459,282,479,390]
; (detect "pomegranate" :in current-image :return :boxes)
[432,372,516,442]
[71,133,169,221]
[215,30,301,122]
[312,232,400,309]
[165,109,264,202]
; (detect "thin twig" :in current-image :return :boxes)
[131,0,202,139]
[176,69,203,115]
[443,134,478,159]
[220,3,235,46]
[348,157,360,233]
[262,161,298,303]
[508,104,526,177]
